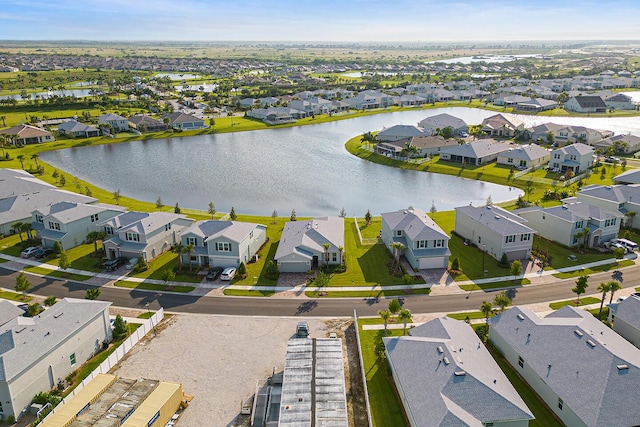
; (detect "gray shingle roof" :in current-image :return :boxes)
[533,201,623,223]
[98,211,151,230]
[128,115,164,126]
[489,306,640,427]
[381,208,448,241]
[481,114,524,130]
[162,112,203,124]
[579,184,640,204]
[418,113,468,130]
[384,317,533,426]
[0,298,111,382]
[614,168,640,184]
[275,217,344,261]
[377,125,427,140]
[440,140,513,159]
[497,144,550,162]
[118,212,189,235]
[613,295,640,332]
[37,201,123,224]
[552,142,594,156]
[58,119,98,134]
[183,219,266,244]
[456,205,535,235]
[0,301,23,328]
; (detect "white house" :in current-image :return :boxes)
[516,202,622,248]
[549,143,594,174]
[375,135,458,158]
[0,124,54,145]
[455,205,536,262]
[381,207,450,270]
[33,202,125,250]
[101,211,194,262]
[385,317,533,427]
[576,184,640,228]
[274,217,344,273]
[98,113,129,132]
[489,305,640,427]
[376,125,427,142]
[497,144,551,169]
[180,220,267,268]
[564,96,607,113]
[608,294,640,349]
[0,298,112,421]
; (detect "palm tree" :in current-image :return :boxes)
[17,154,25,170]
[378,309,391,336]
[608,280,622,304]
[597,282,611,318]
[390,242,405,265]
[86,231,107,256]
[22,223,33,240]
[0,115,6,127]
[625,211,637,229]
[185,244,194,272]
[12,222,24,242]
[337,246,344,265]
[582,227,591,251]
[322,243,330,268]
[494,291,512,312]
[173,243,185,271]
[30,153,39,170]
[397,308,412,335]
[480,301,493,338]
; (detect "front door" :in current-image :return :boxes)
[312,256,319,270]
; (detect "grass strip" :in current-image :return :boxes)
[114,280,194,293]
[549,296,601,310]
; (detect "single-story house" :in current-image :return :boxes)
[595,134,640,155]
[0,124,54,145]
[417,113,468,136]
[455,205,536,262]
[497,144,551,169]
[381,207,450,270]
[481,114,525,138]
[513,97,557,112]
[564,96,607,113]
[161,112,206,130]
[376,125,428,142]
[57,120,100,138]
[439,139,513,166]
[375,135,458,158]
[274,216,344,273]
[614,168,640,185]
[128,115,168,132]
[384,317,534,426]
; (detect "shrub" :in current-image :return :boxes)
[402,274,414,285]
[237,262,247,278]
[451,257,460,271]
[498,253,509,267]
[112,314,128,340]
[134,256,148,272]
[265,260,278,279]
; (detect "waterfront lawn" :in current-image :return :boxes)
[358,325,407,427]
[358,217,382,239]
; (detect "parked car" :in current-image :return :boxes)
[104,257,128,271]
[296,321,309,338]
[20,246,40,258]
[206,267,224,281]
[34,247,54,259]
[220,267,236,281]
[125,258,139,270]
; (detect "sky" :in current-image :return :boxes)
[1,0,639,42]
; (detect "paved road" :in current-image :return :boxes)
[1,265,636,317]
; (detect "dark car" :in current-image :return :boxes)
[104,257,128,271]
[206,267,224,281]
[34,247,54,259]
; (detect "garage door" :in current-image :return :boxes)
[419,257,445,270]
[507,250,528,261]
[278,261,310,273]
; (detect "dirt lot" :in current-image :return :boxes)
[113,314,361,427]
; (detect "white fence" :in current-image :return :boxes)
[353,310,373,427]
[353,217,382,246]
[37,308,165,425]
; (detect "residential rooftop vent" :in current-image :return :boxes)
[443,357,450,365]
[54,312,63,318]
[617,364,629,371]
[454,370,466,376]
[586,339,596,348]
[15,327,26,334]
[574,329,584,337]
[437,346,444,354]
[517,314,525,321]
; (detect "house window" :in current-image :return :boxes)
[434,239,444,248]
[105,226,114,235]
[250,230,254,239]
[416,240,427,249]
[90,214,99,222]
[216,242,231,252]
[558,398,564,410]
[619,203,625,209]
[165,223,172,231]
[520,234,531,242]
[125,232,139,242]
[575,221,583,229]
[395,230,403,237]
[573,236,578,245]
[70,353,76,366]
[332,253,337,262]
[48,221,60,231]
[505,235,516,243]
[518,356,524,368]
[507,157,513,163]
[478,236,481,244]
[186,237,197,246]
[35,214,43,223]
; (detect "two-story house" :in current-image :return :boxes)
[381,207,450,270]
[516,202,622,248]
[549,143,594,174]
[179,220,267,268]
[481,114,525,138]
[98,113,129,132]
[497,144,551,170]
[455,205,536,262]
[274,217,344,273]
[576,184,640,229]
[101,211,194,261]
[33,202,125,250]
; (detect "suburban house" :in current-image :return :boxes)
[376,125,427,142]
[161,112,206,130]
[179,219,267,268]
[98,113,129,132]
[0,124,54,145]
[594,134,640,155]
[576,184,640,228]
[512,97,556,112]
[608,293,640,349]
[529,122,565,143]
[274,216,344,273]
[0,169,96,236]
[548,143,594,173]
[247,107,306,123]
[288,97,334,115]
[496,144,551,169]
[381,207,450,270]
[128,114,168,132]
[439,139,513,166]
[57,120,100,138]
[555,126,613,146]
[343,90,394,109]
[33,201,125,250]
[516,201,622,248]
[375,135,458,158]
[494,94,530,107]
[489,305,640,427]
[614,168,640,185]
[384,317,534,427]
[481,114,525,138]
[0,298,112,421]
[564,96,608,113]
[602,92,635,110]
[417,113,468,136]
[455,205,536,262]
[101,211,194,262]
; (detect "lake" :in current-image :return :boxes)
[40,108,640,217]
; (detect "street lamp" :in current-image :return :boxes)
[146,302,157,336]
[482,244,486,276]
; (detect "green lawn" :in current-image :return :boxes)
[46,243,104,272]
[127,250,203,283]
[458,278,531,292]
[305,288,430,298]
[357,217,382,239]
[23,265,92,281]
[552,259,634,279]
[223,289,276,297]
[486,343,563,427]
[447,311,497,321]
[549,296,601,310]
[0,234,37,257]
[0,289,32,302]
[114,280,194,293]
[534,236,611,270]
[137,311,155,319]
[358,324,407,427]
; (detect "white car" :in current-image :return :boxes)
[220,267,237,281]
[20,246,40,258]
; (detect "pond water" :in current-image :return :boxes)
[40,108,640,217]
[175,84,218,92]
[426,54,542,65]
[154,73,201,80]
[0,89,97,101]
